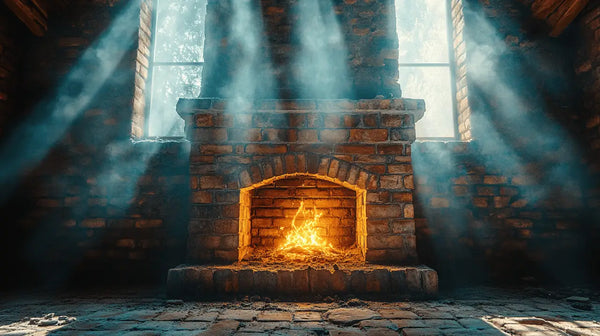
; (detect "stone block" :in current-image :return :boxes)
[365,269,391,293]
[390,269,407,293]
[237,269,254,293]
[405,268,421,292]
[350,270,366,293]
[421,268,439,296]
[214,269,238,294]
[331,270,350,293]
[254,270,278,294]
[309,269,333,294]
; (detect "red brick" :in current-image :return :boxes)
[194,113,214,127]
[135,219,162,228]
[404,204,414,218]
[246,144,287,154]
[367,204,402,218]
[367,235,405,249]
[228,128,261,142]
[388,164,413,174]
[366,220,390,234]
[391,220,415,234]
[363,114,378,127]
[200,176,224,189]
[381,114,405,127]
[194,128,227,142]
[324,115,342,128]
[392,192,412,202]
[343,115,361,127]
[297,129,319,142]
[81,218,106,228]
[379,175,404,189]
[320,129,349,142]
[473,197,489,208]
[484,175,508,184]
[377,144,405,154]
[214,219,238,234]
[192,191,212,203]
[116,239,135,248]
[335,145,375,154]
[200,145,232,154]
[349,129,388,142]
[255,208,283,217]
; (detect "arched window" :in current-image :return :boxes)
[147,0,207,137]
[396,0,465,139]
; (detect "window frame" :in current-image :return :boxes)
[396,0,461,141]
[145,0,206,138]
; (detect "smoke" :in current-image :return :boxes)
[414,3,591,284]
[0,2,189,286]
[224,0,275,111]
[292,0,351,99]
[0,1,140,201]
[463,7,585,203]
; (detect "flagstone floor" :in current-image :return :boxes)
[0,287,598,335]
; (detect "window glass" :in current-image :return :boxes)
[396,0,456,138]
[153,0,206,63]
[148,65,203,136]
[148,0,206,137]
[399,67,454,138]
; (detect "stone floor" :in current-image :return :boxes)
[0,287,599,335]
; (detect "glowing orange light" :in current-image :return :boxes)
[277,200,341,260]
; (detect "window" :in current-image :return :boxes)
[395,0,457,139]
[148,0,207,137]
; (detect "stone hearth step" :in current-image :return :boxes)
[167,264,438,300]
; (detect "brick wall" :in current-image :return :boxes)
[412,0,599,286]
[201,0,400,100]
[450,0,471,140]
[413,141,592,286]
[0,4,27,137]
[0,0,190,287]
[1,0,599,289]
[576,2,600,214]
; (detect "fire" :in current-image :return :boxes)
[277,200,341,261]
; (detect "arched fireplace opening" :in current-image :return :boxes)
[239,173,367,263]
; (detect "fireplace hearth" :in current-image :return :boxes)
[167,98,438,298]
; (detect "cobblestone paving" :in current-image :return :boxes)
[0,287,598,335]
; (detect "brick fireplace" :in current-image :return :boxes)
[178,98,424,264]
[166,0,438,298]
[167,98,438,298]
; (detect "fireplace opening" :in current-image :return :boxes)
[239,173,367,264]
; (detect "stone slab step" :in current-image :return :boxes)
[167,265,438,300]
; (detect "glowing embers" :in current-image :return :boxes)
[239,173,367,264]
[275,200,344,262]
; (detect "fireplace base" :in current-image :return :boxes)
[167,264,438,299]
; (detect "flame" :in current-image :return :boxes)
[277,200,341,260]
